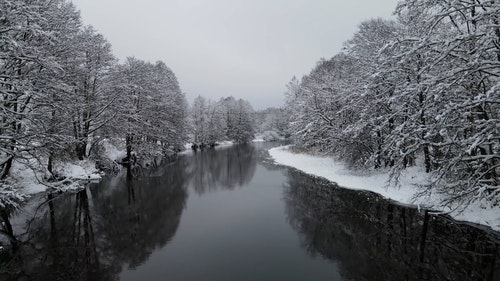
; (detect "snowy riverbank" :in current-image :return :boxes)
[268,145,500,232]
[8,159,103,197]
[2,139,124,204]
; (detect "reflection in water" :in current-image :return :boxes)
[94,165,187,270]
[187,144,257,194]
[0,144,258,281]
[284,169,500,281]
[1,159,188,281]
[1,144,499,281]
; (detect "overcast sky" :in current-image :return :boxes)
[71,0,399,109]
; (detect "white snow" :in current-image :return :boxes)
[254,131,285,142]
[102,138,126,161]
[54,160,102,181]
[268,145,500,232]
[3,157,102,206]
[9,160,49,195]
[217,140,234,146]
[252,137,265,143]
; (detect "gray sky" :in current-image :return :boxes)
[71,0,399,109]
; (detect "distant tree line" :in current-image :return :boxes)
[283,0,499,205]
[253,107,288,140]
[189,96,255,146]
[0,1,188,186]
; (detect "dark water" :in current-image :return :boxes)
[1,143,499,281]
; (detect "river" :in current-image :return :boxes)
[1,143,499,281]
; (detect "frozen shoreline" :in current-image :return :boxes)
[11,159,103,196]
[268,145,500,232]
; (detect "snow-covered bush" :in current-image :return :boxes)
[0,181,28,210]
[262,131,285,142]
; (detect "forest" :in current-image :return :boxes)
[283,0,499,206]
[1,0,498,217]
[0,0,261,210]
[0,0,185,208]
[0,1,499,278]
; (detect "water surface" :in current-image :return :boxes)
[2,143,499,281]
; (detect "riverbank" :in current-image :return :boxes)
[9,159,103,195]
[3,139,249,207]
[268,145,500,232]
[1,139,124,209]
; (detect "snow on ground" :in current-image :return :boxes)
[54,160,102,181]
[254,131,286,142]
[8,160,47,195]
[252,137,265,143]
[3,158,95,209]
[102,139,126,161]
[217,140,234,146]
[268,145,500,232]
[7,158,103,197]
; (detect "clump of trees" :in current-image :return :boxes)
[0,1,187,201]
[254,107,288,140]
[189,96,255,146]
[284,0,499,205]
[109,58,188,163]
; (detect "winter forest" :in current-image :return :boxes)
[1,0,499,279]
[0,0,499,235]
[0,0,262,210]
[284,1,499,207]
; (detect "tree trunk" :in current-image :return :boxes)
[0,156,14,180]
[76,141,87,160]
[47,153,54,175]
[126,134,133,179]
[126,135,132,165]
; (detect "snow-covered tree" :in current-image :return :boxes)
[282,0,499,205]
[225,98,255,143]
[1,0,189,208]
[0,0,62,178]
[65,26,116,160]
[190,95,208,144]
[220,97,255,143]
[391,0,499,202]
[110,58,188,163]
[254,107,288,138]
[188,96,255,145]
[344,18,400,168]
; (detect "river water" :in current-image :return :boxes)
[1,143,499,281]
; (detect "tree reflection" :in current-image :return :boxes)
[1,190,117,281]
[1,159,188,281]
[284,169,500,281]
[187,144,257,194]
[94,161,188,269]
